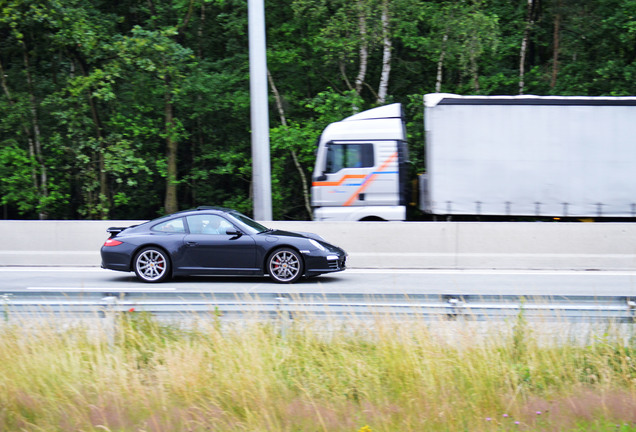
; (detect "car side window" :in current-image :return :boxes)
[186,214,233,235]
[152,217,186,233]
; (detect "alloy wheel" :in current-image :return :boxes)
[268,248,303,283]
[134,248,170,282]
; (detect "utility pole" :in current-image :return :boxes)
[248,0,273,220]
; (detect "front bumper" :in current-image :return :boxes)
[303,251,347,277]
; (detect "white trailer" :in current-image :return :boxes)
[311,93,636,221]
[424,93,636,218]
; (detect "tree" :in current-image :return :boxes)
[426,1,500,93]
[519,0,537,94]
[1,0,635,220]
[0,0,54,218]
[377,0,392,104]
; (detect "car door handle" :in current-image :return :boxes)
[186,241,198,247]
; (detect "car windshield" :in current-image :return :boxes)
[227,211,270,234]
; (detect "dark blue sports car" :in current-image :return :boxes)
[101,206,347,283]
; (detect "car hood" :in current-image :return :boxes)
[265,229,326,243]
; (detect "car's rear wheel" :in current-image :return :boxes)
[134,247,171,283]
[268,248,303,283]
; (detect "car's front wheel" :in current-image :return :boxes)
[268,248,303,283]
[134,247,171,283]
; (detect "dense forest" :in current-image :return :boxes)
[1,0,635,220]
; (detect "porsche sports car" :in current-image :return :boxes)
[100,206,347,283]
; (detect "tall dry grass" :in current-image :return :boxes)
[0,310,635,431]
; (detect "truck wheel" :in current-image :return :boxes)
[134,247,171,283]
[268,248,303,283]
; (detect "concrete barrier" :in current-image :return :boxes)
[1,220,636,270]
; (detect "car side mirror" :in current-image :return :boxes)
[226,230,242,239]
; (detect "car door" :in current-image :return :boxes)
[180,214,257,273]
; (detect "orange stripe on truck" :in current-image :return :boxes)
[343,152,398,206]
[312,174,367,187]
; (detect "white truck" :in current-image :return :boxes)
[311,93,636,221]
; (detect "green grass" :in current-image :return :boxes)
[0,310,636,431]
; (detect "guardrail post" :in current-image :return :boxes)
[276,295,290,338]
[102,295,118,348]
[627,298,636,322]
[1,293,12,322]
[446,297,465,320]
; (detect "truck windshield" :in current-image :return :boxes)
[326,143,374,173]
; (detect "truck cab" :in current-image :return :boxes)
[311,103,410,221]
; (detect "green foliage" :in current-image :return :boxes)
[268,89,364,219]
[1,0,635,219]
[0,144,38,213]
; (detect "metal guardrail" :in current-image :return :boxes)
[1,290,636,323]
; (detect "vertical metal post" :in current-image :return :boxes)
[248,0,273,221]
[276,296,290,338]
[102,296,118,349]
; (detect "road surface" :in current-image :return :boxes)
[1,267,636,297]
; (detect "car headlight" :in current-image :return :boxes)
[308,239,327,251]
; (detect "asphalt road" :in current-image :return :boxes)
[2,267,636,297]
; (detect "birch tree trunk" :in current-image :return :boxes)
[354,0,368,97]
[377,0,392,104]
[436,33,449,93]
[519,0,535,95]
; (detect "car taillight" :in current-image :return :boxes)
[103,239,123,247]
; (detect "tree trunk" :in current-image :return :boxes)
[436,34,448,93]
[189,3,208,205]
[0,58,39,199]
[22,44,49,219]
[470,55,480,92]
[551,1,561,88]
[71,50,110,218]
[197,4,206,59]
[354,0,368,97]
[267,70,313,220]
[519,0,535,95]
[83,73,108,218]
[164,80,179,214]
[339,61,354,91]
[377,0,392,104]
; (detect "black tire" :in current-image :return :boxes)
[133,247,171,283]
[267,248,304,283]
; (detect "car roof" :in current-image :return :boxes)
[145,207,235,224]
[194,206,234,213]
[167,206,234,217]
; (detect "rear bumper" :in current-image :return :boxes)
[100,245,135,272]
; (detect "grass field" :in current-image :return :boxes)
[1,310,635,431]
